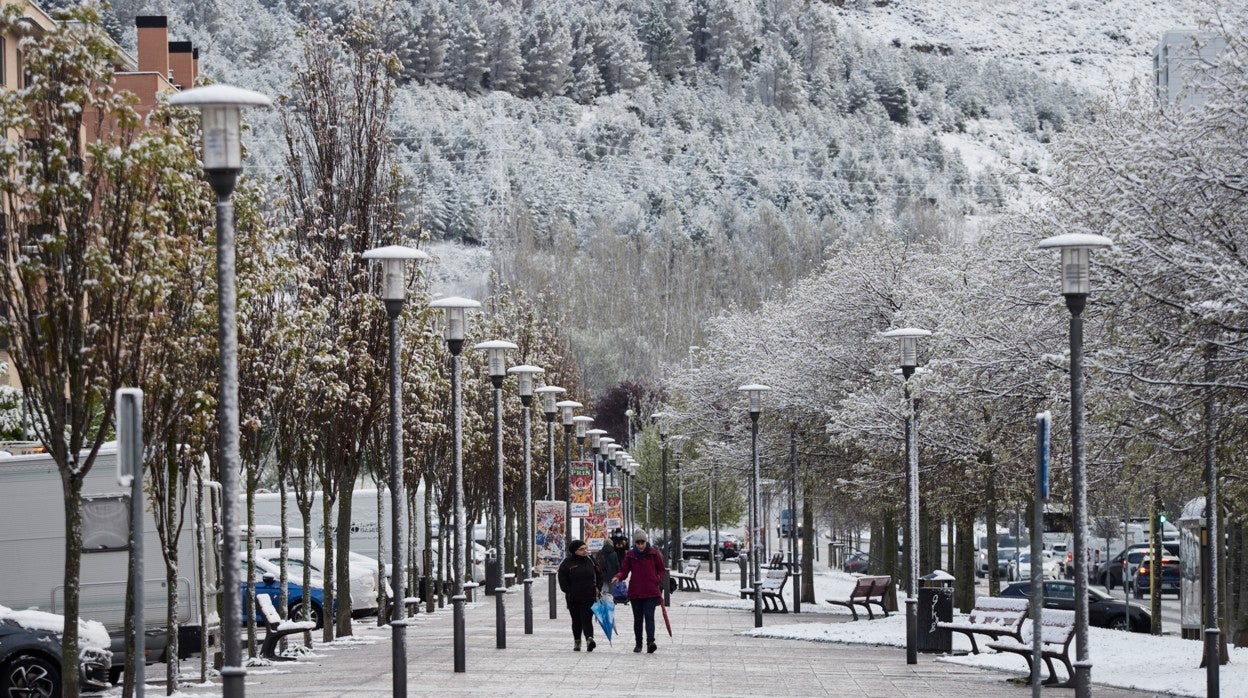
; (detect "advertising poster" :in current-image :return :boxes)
[533,500,567,574]
[604,486,623,530]
[585,502,608,551]
[570,461,594,516]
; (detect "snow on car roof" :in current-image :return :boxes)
[0,604,111,652]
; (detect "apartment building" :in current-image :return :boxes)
[1,2,198,389]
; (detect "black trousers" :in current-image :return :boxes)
[569,600,595,641]
[631,596,659,644]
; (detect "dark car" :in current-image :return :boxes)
[681,531,738,560]
[1133,555,1181,598]
[1000,580,1151,632]
[843,551,871,574]
[0,610,112,697]
[1096,543,1179,589]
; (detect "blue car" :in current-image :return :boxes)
[239,556,328,629]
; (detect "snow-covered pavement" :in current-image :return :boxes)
[697,566,1245,697]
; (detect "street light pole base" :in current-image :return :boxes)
[523,578,534,634]
[905,597,918,665]
[452,595,467,673]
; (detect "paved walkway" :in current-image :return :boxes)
[182,587,1157,697]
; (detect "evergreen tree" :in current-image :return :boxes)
[411,3,450,84]
[483,11,524,93]
[639,0,694,81]
[449,13,489,94]
[569,33,603,103]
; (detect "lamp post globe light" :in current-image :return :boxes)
[599,438,617,502]
[534,384,565,621]
[880,327,931,666]
[429,296,481,673]
[362,245,430,696]
[1038,233,1113,698]
[474,339,518,650]
[651,412,673,604]
[167,83,271,698]
[508,364,544,635]
[625,408,635,449]
[557,400,584,540]
[738,384,770,628]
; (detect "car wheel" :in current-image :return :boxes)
[289,600,324,629]
[0,652,61,698]
[1108,615,1130,631]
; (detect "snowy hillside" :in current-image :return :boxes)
[836,0,1204,91]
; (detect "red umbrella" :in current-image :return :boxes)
[658,594,673,638]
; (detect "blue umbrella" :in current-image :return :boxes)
[591,596,615,643]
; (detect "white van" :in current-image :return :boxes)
[0,445,221,671]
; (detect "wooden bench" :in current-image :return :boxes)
[740,568,790,612]
[987,609,1076,686]
[256,593,316,661]
[936,596,1029,655]
[670,558,702,592]
[825,576,891,620]
[765,553,785,570]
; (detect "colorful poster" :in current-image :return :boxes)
[585,502,608,551]
[570,461,594,516]
[605,486,623,530]
[533,500,567,573]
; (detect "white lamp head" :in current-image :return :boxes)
[168,84,271,174]
[429,297,481,355]
[737,384,772,415]
[650,411,669,438]
[474,340,518,381]
[880,327,932,371]
[362,245,430,303]
[508,365,545,404]
[556,400,582,428]
[573,415,594,439]
[1038,233,1114,296]
[536,385,566,419]
[586,428,608,449]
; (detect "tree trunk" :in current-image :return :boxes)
[335,485,354,637]
[321,491,336,643]
[424,479,435,614]
[61,477,84,698]
[298,504,314,647]
[122,549,136,698]
[956,509,975,612]
[278,470,290,654]
[1231,517,1248,647]
[246,487,257,658]
[986,470,1000,596]
[376,482,386,627]
[801,491,815,603]
[882,512,899,611]
[194,474,208,682]
[165,559,179,694]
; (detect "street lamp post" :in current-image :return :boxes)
[535,385,565,621]
[738,385,771,629]
[882,326,931,666]
[788,429,801,614]
[430,296,481,673]
[168,84,271,698]
[651,412,672,604]
[671,436,688,564]
[475,339,518,650]
[557,400,583,540]
[587,428,607,501]
[363,245,430,696]
[625,408,635,450]
[1038,233,1113,697]
[508,365,544,636]
[710,451,720,581]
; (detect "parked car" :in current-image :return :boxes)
[1000,580,1151,632]
[1133,555,1182,598]
[0,606,112,696]
[1006,550,1062,581]
[257,548,381,617]
[240,556,329,628]
[681,531,739,560]
[843,551,871,574]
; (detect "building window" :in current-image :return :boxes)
[81,494,131,552]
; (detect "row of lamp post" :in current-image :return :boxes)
[173,81,1124,698]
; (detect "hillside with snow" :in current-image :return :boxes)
[835,0,1205,92]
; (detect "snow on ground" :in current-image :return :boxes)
[714,567,1246,697]
[835,0,1205,92]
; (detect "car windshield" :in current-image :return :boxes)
[996,550,1015,560]
[1018,553,1032,563]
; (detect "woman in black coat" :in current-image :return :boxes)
[557,539,603,651]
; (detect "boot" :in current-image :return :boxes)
[633,641,643,653]
[574,639,581,651]
[647,640,658,653]
[586,638,596,652]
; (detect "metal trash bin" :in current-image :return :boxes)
[484,549,500,596]
[917,569,955,653]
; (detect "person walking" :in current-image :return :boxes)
[613,528,666,653]
[558,539,602,651]
[594,536,620,593]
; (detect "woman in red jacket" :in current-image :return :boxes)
[613,528,666,653]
